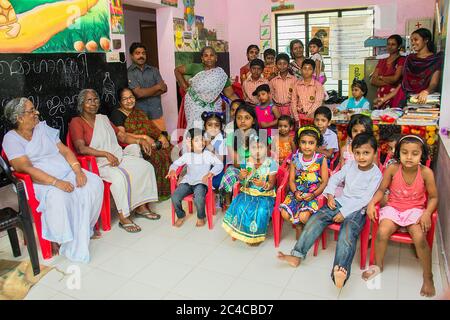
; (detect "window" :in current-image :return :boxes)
[275,7,374,95]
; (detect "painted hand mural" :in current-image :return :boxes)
[0,0,111,53]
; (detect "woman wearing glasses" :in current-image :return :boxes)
[2,97,104,262]
[110,87,173,200]
[68,89,159,233]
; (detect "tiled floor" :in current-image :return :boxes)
[0,199,447,300]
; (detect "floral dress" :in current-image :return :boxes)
[279,151,324,224]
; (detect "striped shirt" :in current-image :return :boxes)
[242,76,269,105]
[269,73,298,106]
[291,78,324,122]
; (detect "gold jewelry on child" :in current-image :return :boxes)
[71,162,80,168]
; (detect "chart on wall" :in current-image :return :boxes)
[0,0,111,53]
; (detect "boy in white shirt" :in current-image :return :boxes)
[167,128,224,227]
[277,133,382,288]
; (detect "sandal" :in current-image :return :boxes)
[362,265,381,281]
[119,222,141,233]
[134,209,161,220]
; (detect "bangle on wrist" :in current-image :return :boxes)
[52,178,58,186]
[136,138,141,145]
[71,162,80,168]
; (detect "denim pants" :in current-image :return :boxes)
[171,183,207,219]
[291,202,366,284]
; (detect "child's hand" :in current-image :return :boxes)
[303,192,315,201]
[295,191,304,201]
[166,170,177,179]
[202,173,213,184]
[239,169,248,179]
[327,195,336,210]
[366,203,377,222]
[333,212,344,223]
[418,212,432,233]
[251,178,265,187]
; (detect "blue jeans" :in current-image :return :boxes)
[171,183,207,219]
[291,202,366,285]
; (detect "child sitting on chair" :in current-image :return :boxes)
[278,133,382,289]
[314,106,339,163]
[167,128,224,228]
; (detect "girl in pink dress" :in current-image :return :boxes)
[253,84,280,137]
[364,135,438,298]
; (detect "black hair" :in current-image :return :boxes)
[186,127,205,145]
[412,28,435,53]
[233,103,259,152]
[386,133,401,143]
[276,53,290,64]
[351,79,368,97]
[201,111,224,129]
[314,106,332,121]
[296,125,324,147]
[200,46,217,56]
[129,42,146,55]
[352,133,378,152]
[309,38,323,48]
[278,115,294,127]
[250,58,265,69]
[263,48,276,59]
[117,87,133,101]
[230,99,245,108]
[387,34,403,48]
[289,39,304,59]
[347,114,373,138]
[246,44,260,55]
[394,135,429,165]
[302,58,316,71]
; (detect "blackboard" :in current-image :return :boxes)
[0,52,128,146]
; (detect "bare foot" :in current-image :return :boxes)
[175,217,185,228]
[277,251,301,267]
[91,229,102,240]
[421,275,436,297]
[196,218,206,227]
[333,265,347,288]
[362,265,382,281]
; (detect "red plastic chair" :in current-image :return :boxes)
[329,150,340,171]
[66,133,111,231]
[232,166,289,247]
[169,165,216,229]
[369,205,437,266]
[1,150,52,259]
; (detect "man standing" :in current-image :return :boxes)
[128,42,168,132]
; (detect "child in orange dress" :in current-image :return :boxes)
[272,115,296,165]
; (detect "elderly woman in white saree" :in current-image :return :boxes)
[2,98,104,263]
[68,89,159,233]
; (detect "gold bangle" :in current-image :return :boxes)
[51,178,58,186]
[71,162,80,168]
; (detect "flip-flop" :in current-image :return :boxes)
[362,265,381,281]
[135,210,161,220]
[119,222,141,233]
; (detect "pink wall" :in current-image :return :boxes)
[227,0,436,77]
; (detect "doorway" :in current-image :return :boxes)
[140,20,159,68]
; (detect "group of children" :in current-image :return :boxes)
[167,41,438,297]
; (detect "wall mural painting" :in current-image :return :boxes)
[0,0,111,53]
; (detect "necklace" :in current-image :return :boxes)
[80,115,95,128]
[119,108,131,116]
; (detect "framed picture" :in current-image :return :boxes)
[260,26,271,40]
[311,26,330,56]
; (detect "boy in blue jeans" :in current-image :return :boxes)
[277,133,382,288]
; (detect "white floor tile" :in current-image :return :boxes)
[24,284,59,300]
[131,258,194,291]
[50,292,77,300]
[338,275,398,300]
[131,233,178,257]
[108,281,168,300]
[222,278,284,300]
[183,223,228,246]
[160,241,217,267]
[97,248,158,278]
[171,267,235,299]
[60,268,128,300]
[163,292,193,300]
[398,258,443,296]
[279,288,331,300]
[86,241,125,267]
[286,265,340,299]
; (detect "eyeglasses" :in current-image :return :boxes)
[86,98,100,105]
[121,96,136,102]
[23,108,38,114]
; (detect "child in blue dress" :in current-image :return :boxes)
[222,135,278,246]
[338,79,370,113]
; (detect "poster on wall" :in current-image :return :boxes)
[311,26,330,56]
[260,26,271,40]
[161,0,178,7]
[260,40,271,51]
[183,0,195,31]
[0,0,111,53]
[210,40,229,53]
[406,18,433,36]
[173,18,185,52]
[260,12,271,26]
[271,0,294,12]
[348,64,365,96]
[195,16,207,40]
[110,0,125,35]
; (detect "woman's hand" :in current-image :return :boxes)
[159,135,170,149]
[104,152,119,167]
[143,136,156,147]
[373,97,385,108]
[139,139,152,156]
[333,212,344,223]
[251,178,266,187]
[418,212,432,233]
[55,180,74,193]
[75,171,87,188]
[166,170,177,179]
[239,169,248,180]
[417,90,429,104]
